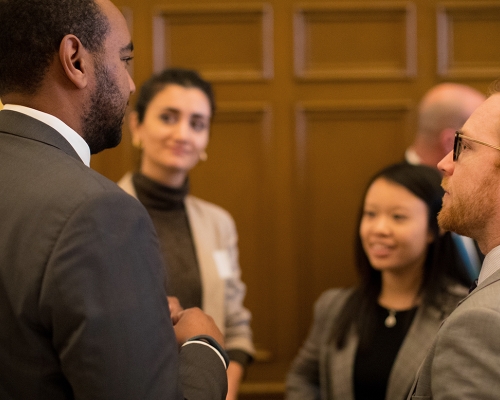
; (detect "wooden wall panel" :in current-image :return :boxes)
[437,1,500,78]
[294,2,417,80]
[153,4,273,81]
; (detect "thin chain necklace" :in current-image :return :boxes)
[381,292,420,328]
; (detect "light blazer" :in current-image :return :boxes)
[0,110,227,399]
[286,286,466,400]
[118,172,255,356]
[408,268,500,399]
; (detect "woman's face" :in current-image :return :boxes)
[360,177,434,275]
[131,83,211,183]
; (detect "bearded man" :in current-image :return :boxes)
[0,0,228,398]
[408,81,500,399]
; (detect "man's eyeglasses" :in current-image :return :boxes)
[453,131,500,161]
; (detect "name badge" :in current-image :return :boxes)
[213,249,232,279]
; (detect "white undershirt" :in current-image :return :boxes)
[2,104,91,166]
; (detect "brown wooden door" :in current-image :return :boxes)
[73,0,500,398]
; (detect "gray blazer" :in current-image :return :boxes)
[408,268,500,399]
[286,286,466,400]
[0,110,227,399]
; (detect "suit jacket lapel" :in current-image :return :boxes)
[319,289,357,400]
[329,329,357,400]
[0,109,81,162]
[184,196,225,332]
[459,268,500,306]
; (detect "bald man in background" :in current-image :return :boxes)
[406,83,486,166]
[405,83,486,280]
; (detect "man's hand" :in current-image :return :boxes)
[173,307,225,347]
[167,296,183,325]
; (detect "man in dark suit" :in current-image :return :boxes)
[405,82,486,280]
[0,0,228,398]
[408,82,500,398]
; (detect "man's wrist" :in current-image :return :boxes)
[182,335,230,369]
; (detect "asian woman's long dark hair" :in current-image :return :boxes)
[331,162,471,351]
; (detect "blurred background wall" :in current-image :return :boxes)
[4,1,500,398]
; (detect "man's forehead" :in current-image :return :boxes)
[98,1,132,50]
[462,93,500,141]
[477,93,500,125]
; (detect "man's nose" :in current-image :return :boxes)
[437,150,454,175]
[128,73,136,95]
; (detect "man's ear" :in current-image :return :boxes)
[440,127,456,154]
[59,34,89,89]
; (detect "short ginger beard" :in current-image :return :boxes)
[82,60,127,154]
[438,174,498,241]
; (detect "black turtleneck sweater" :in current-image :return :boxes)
[132,172,253,367]
[132,172,202,309]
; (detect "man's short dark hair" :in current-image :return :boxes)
[0,0,109,97]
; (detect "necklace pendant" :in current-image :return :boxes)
[385,310,397,328]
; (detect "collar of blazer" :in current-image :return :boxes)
[0,110,81,161]
[458,268,500,306]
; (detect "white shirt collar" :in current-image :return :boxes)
[2,104,91,167]
[478,245,500,285]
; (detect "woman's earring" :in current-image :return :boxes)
[132,137,142,149]
[199,151,208,162]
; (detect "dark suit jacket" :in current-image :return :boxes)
[0,110,227,399]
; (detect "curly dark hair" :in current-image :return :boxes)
[0,0,109,97]
[134,68,216,123]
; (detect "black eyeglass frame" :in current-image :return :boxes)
[453,131,500,161]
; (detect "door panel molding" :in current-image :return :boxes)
[294,2,417,80]
[153,3,274,81]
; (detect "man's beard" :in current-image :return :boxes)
[438,176,496,240]
[438,194,473,237]
[82,62,127,155]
